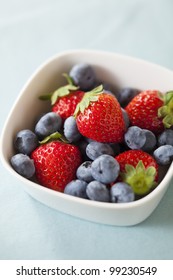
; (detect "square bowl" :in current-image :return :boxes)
[1,49,173,226]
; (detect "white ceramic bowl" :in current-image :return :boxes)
[1,50,173,226]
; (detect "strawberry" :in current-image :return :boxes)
[31,137,82,192]
[74,85,126,143]
[125,90,173,134]
[115,150,158,195]
[52,90,84,120]
[40,74,84,121]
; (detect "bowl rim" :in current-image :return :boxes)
[1,49,173,210]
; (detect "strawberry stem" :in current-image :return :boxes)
[39,73,79,105]
[158,91,173,128]
[121,160,157,195]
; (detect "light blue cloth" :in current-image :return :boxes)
[1,0,173,260]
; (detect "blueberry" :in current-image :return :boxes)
[69,63,97,91]
[124,126,146,150]
[76,161,94,182]
[91,154,120,184]
[75,139,89,160]
[86,141,114,160]
[86,181,110,202]
[14,129,38,155]
[117,87,139,107]
[11,153,35,178]
[142,129,156,151]
[64,116,81,143]
[121,108,130,129]
[64,179,88,199]
[110,182,135,203]
[35,112,62,139]
[153,145,173,165]
[158,129,173,146]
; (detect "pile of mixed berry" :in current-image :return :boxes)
[11,63,173,203]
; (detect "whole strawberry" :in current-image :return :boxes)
[74,85,126,143]
[40,74,84,121]
[126,90,173,134]
[31,140,82,192]
[115,150,158,195]
[52,90,84,120]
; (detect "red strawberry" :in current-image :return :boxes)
[126,90,173,134]
[52,90,84,120]
[31,140,82,192]
[115,150,158,195]
[40,74,84,121]
[74,85,126,143]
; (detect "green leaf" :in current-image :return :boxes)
[51,84,79,105]
[164,91,173,105]
[39,93,53,100]
[121,161,157,195]
[39,132,68,144]
[73,84,103,118]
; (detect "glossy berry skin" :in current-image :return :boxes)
[116,150,159,182]
[52,90,84,121]
[76,161,93,182]
[153,145,173,165]
[14,129,38,155]
[126,90,164,134]
[117,87,139,107]
[76,93,126,143]
[35,112,62,140]
[31,141,82,192]
[124,126,156,152]
[158,129,173,146]
[64,179,88,199]
[86,181,110,202]
[110,182,135,203]
[91,154,120,184]
[124,126,146,150]
[86,141,114,160]
[64,116,81,143]
[69,63,97,91]
[11,153,35,178]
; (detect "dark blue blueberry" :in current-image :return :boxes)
[14,129,38,155]
[91,154,120,184]
[35,112,62,139]
[64,179,88,199]
[110,182,135,203]
[86,181,110,202]
[69,63,97,91]
[76,161,94,182]
[86,141,114,160]
[117,87,139,107]
[11,153,35,178]
[124,126,146,150]
[121,108,130,129]
[158,129,173,146]
[142,129,156,151]
[75,139,89,160]
[153,145,173,165]
[64,116,81,143]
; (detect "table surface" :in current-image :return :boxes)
[1,0,173,260]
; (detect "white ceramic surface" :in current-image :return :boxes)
[1,50,173,226]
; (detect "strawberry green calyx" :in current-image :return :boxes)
[158,91,173,128]
[39,132,68,144]
[73,84,103,118]
[39,73,79,105]
[121,160,157,195]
